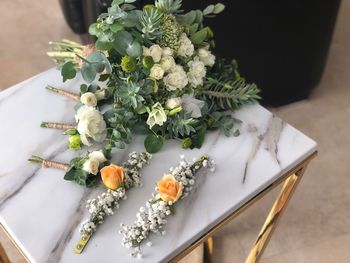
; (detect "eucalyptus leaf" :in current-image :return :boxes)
[61,61,76,82]
[113,30,133,55]
[126,41,142,57]
[203,5,215,15]
[190,27,208,45]
[81,63,97,83]
[112,0,124,6]
[144,134,164,153]
[88,23,99,36]
[110,23,124,32]
[96,40,113,51]
[213,3,225,14]
[177,10,196,25]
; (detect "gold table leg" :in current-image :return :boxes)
[245,165,308,263]
[0,241,10,263]
[203,236,214,263]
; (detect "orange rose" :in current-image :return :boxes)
[100,164,124,190]
[157,174,183,202]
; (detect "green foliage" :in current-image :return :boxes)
[190,27,208,45]
[80,51,111,83]
[61,61,76,82]
[203,3,225,17]
[203,78,260,110]
[155,0,183,14]
[118,81,144,109]
[181,137,192,149]
[144,134,164,153]
[64,168,97,187]
[167,113,198,137]
[140,8,163,40]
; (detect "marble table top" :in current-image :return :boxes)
[0,69,317,263]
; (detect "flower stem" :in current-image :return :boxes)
[41,121,77,130]
[46,85,80,101]
[28,155,70,171]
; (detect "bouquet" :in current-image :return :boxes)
[47,0,260,154]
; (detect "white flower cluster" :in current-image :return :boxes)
[122,152,152,189]
[120,155,215,258]
[75,105,107,146]
[144,38,216,93]
[80,188,126,238]
[79,152,152,238]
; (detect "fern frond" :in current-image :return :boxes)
[155,0,183,14]
[203,78,261,110]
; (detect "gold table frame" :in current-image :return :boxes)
[0,152,316,263]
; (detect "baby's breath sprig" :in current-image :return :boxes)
[119,154,215,259]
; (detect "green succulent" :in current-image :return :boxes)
[155,0,183,14]
[140,8,163,40]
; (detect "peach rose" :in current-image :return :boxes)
[100,164,124,190]
[157,174,183,202]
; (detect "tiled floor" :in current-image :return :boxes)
[1,0,350,262]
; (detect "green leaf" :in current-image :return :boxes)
[80,84,88,93]
[81,63,97,83]
[74,170,88,186]
[191,125,207,149]
[190,27,208,45]
[126,41,142,57]
[177,10,196,25]
[189,23,199,36]
[63,128,77,135]
[113,31,133,55]
[110,23,124,32]
[213,3,225,14]
[96,40,113,51]
[64,168,76,181]
[112,0,124,6]
[88,23,99,36]
[61,61,76,82]
[144,134,164,153]
[203,4,215,15]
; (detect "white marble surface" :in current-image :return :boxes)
[0,69,317,263]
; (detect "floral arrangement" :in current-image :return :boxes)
[119,154,214,258]
[29,150,150,188]
[47,0,260,154]
[74,152,151,253]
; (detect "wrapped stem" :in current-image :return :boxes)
[41,122,77,130]
[28,155,70,171]
[46,85,80,101]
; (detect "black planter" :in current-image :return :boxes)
[179,0,341,106]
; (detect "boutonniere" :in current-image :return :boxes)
[120,155,214,259]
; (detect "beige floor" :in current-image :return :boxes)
[1,0,350,262]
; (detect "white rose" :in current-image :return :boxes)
[150,64,165,80]
[149,44,163,63]
[80,92,97,107]
[181,94,205,118]
[162,47,173,57]
[160,56,175,72]
[143,46,151,57]
[187,57,206,87]
[165,97,182,110]
[163,65,188,91]
[177,33,194,57]
[76,106,107,146]
[83,158,100,175]
[94,89,107,101]
[89,150,107,163]
[197,47,215,67]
